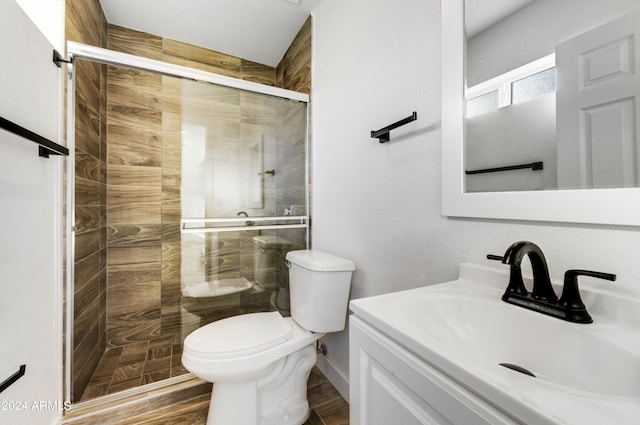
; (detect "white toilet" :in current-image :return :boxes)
[182,250,355,425]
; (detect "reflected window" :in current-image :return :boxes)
[466,53,555,117]
[511,67,556,104]
[466,90,499,117]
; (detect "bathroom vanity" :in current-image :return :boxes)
[349,315,515,425]
[349,263,640,424]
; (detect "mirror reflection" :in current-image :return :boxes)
[464,0,640,192]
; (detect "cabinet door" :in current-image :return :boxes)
[357,352,450,425]
[350,317,516,425]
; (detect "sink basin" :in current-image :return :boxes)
[350,263,640,425]
[403,291,640,397]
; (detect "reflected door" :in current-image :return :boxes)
[556,9,640,189]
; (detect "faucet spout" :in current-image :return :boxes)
[502,241,557,303]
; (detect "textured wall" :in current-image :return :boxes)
[0,2,63,423]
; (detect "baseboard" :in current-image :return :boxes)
[315,354,349,403]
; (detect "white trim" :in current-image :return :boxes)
[66,41,309,103]
[316,350,350,402]
[441,0,640,226]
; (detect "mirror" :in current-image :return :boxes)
[465,0,640,192]
[441,0,640,225]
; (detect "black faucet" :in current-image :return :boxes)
[489,241,616,324]
[501,241,558,302]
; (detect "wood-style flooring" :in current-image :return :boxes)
[67,367,349,425]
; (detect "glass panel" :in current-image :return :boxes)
[71,58,308,402]
[511,67,556,104]
[178,79,309,344]
[181,81,307,219]
[465,90,499,117]
[180,227,307,341]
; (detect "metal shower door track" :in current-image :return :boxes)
[65,42,309,103]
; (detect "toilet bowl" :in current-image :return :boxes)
[182,250,355,425]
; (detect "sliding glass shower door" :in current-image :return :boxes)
[68,43,308,402]
[178,79,309,339]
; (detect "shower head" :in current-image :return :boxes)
[264,96,293,114]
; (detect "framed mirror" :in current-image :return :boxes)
[441,0,640,225]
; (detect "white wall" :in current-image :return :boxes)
[15,0,64,51]
[0,1,64,424]
[467,0,640,86]
[312,0,640,400]
[465,93,556,192]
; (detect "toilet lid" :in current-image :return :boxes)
[185,311,293,359]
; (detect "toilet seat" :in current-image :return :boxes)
[184,311,293,359]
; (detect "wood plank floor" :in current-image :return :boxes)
[71,367,349,425]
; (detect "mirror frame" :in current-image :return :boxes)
[441,0,640,226]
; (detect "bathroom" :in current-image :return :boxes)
[2,0,640,424]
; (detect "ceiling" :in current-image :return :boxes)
[99,0,322,67]
[465,0,535,37]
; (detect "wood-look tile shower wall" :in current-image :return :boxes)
[66,0,108,400]
[67,0,311,400]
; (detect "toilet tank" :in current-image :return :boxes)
[286,250,355,333]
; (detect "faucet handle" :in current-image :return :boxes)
[559,269,616,323]
[565,269,616,282]
[486,254,504,261]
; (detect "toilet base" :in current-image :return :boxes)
[206,343,318,425]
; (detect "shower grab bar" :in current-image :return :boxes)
[181,216,308,234]
[0,116,69,158]
[371,111,417,143]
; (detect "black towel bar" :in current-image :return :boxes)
[0,116,69,158]
[371,111,417,143]
[0,365,26,394]
[465,161,543,175]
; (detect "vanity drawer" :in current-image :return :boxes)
[350,316,517,425]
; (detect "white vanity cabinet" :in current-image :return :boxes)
[349,316,516,425]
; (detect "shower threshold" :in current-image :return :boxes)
[64,374,208,423]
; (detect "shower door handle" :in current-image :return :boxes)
[180,216,308,234]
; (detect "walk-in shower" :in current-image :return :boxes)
[65,42,309,404]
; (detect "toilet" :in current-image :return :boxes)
[182,250,355,425]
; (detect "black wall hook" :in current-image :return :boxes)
[371,111,417,143]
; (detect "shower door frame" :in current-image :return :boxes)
[64,41,310,405]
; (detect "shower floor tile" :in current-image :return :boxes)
[81,338,182,401]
